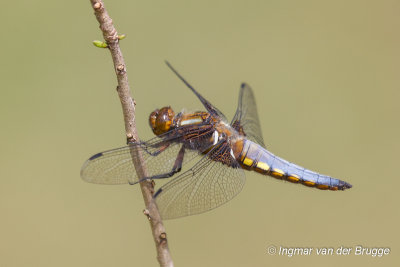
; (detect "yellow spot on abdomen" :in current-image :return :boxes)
[287,174,300,183]
[316,184,329,190]
[256,161,270,172]
[271,168,285,178]
[303,181,316,187]
[243,157,253,167]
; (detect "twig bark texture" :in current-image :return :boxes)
[89,1,174,266]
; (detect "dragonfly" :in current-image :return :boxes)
[81,62,352,219]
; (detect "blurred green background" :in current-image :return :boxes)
[1,0,399,266]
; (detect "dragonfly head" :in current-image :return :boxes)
[149,106,175,136]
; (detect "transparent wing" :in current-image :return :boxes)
[231,83,265,147]
[153,141,246,219]
[80,133,204,185]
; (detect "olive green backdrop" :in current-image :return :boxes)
[1,0,398,266]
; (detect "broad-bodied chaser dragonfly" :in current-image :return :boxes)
[81,62,352,219]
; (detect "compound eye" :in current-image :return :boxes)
[149,109,159,133]
[149,107,175,135]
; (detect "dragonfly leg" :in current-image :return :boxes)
[138,145,186,182]
[140,142,170,157]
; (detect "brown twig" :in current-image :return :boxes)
[89,1,174,266]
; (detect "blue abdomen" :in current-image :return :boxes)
[238,140,352,191]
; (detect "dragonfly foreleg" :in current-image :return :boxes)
[152,145,186,179]
[141,142,171,157]
[138,145,186,183]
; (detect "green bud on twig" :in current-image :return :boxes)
[93,40,108,48]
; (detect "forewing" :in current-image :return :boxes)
[81,134,201,185]
[231,83,265,147]
[153,141,246,219]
